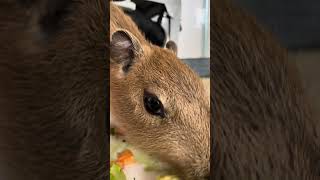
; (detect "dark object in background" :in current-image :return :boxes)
[233,0,320,50]
[123,0,169,47]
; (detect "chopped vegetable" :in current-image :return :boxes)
[110,163,126,180]
[110,135,180,180]
[116,149,135,168]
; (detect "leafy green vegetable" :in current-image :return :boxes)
[111,136,166,171]
[110,135,179,179]
[110,163,126,180]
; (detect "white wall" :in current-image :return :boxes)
[133,0,210,59]
[177,0,210,59]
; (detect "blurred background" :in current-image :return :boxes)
[113,0,210,79]
[232,0,320,129]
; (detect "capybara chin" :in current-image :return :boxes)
[212,0,320,179]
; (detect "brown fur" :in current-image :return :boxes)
[212,0,320,179]
[110,3,210,180]
[0,1,108,179]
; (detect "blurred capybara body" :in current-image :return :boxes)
[212,0,320,179]
[0,1,108,179]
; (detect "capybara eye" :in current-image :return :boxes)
[143,91,165,118]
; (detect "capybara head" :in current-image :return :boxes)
[109,4,210,179]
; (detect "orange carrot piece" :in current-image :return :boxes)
[115,149,135,168]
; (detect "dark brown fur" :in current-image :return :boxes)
[212,0,320,179]
[0,1,108,179]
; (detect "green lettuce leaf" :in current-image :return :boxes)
[110,164,126,180]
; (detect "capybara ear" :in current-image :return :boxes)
[110,29,142,73]
[165,40,178,55]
